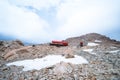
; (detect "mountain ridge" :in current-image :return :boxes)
[66,33,120,46]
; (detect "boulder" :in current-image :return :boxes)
[53,62,74,75]
[64,53,74,58]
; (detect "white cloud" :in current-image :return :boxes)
[0,0,51,43]
[56,0,120,38]
[0,0,120,43]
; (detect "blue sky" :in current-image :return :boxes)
[0,0,120,43]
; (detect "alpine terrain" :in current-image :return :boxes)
[0,33,120,80]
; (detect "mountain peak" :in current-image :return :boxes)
[66,33,119,46]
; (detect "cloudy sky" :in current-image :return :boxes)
[0,0,120,43]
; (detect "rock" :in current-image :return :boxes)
[19,77,24,80]
[3,51,15,60]
[64,48,75,58]
[53,62,73,75]
[17,48,29,54]
[0,72,3,79]
[15,40,24,46]
[0,41,4,46]
[65,53,74,58]
[2,66,9,72]
[73,74,78,80]
[40,78,48,80]
[91,76,96,80]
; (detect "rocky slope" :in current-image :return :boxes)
[0,33,120,80]
[66,33,120,46]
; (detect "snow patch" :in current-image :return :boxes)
[95,40,102,43]
[83,49,93,53]
[110,46,117,49]
[83,49,96,54]
[7,55,88,71]
[108,50,120,53]
[87,42,99,46]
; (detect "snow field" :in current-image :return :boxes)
[7,55,88,71]
[87,42,99,46]
[83,49,96,54]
